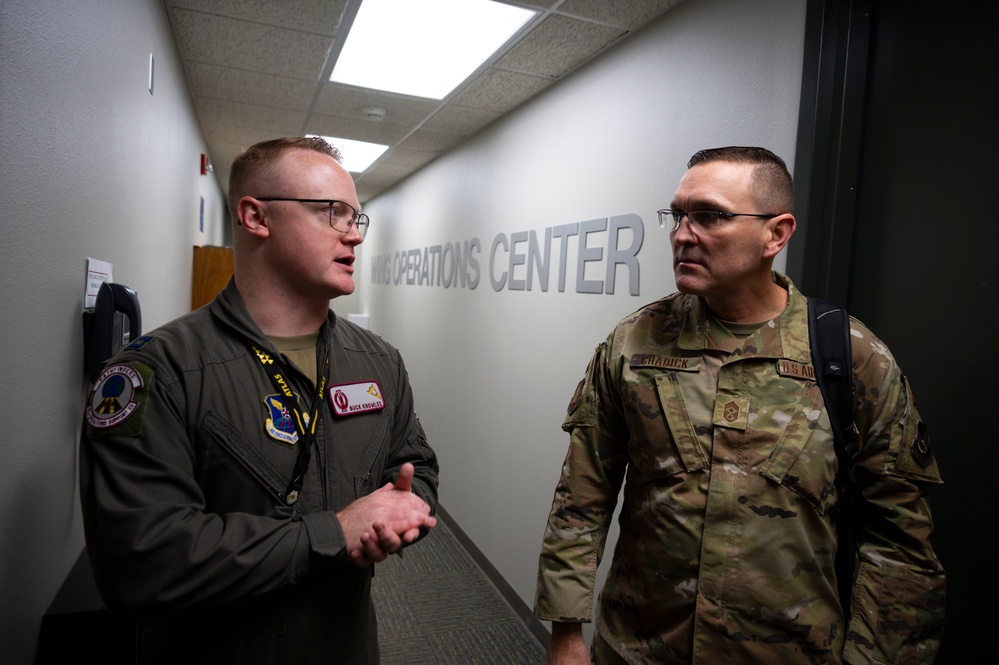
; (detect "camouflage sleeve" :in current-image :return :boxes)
[534,338,630,622]
[842,322,946,665]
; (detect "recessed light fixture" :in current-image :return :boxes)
[312,135,389,173]
[330,0,536,100]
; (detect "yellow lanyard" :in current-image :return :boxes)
[250,343,330,505]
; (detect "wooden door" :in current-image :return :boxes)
[192,245,234,310]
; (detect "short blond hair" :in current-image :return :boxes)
[227,137,343,221]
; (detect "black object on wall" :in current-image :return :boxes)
[83,282,141,382]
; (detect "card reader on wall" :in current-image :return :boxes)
[83,282,142,382]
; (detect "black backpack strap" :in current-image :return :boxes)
[807,297,859,617]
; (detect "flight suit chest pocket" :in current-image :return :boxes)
[197,410,296,509]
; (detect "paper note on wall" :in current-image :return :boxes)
[85,258,113,308]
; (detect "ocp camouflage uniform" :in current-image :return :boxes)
[535,272,945,664]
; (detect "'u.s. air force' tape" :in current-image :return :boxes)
[329,381,385,416]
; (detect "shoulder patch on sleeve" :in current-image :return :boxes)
[562,378,592,432]
[891,418,942,483]
[562,343,607,432]
[890,377,943,484]
[909,421,934,469]
[85,362,153,436]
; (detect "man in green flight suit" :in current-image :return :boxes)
[535,146,945,664]
[81,137,440,663]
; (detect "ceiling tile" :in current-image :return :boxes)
[304,112,412,145]
[199,124,290,149]
[171,8,331,79]
[422,105,502,136]
[165,0,688,201]
[495,13,626,79]
[394,128,465,154]
[197,98,305,134]
[449,67,552,114]
[188,62,315,110]
[376,147,438,171]
[557,0,684,30]
[314,84,440,127]
[168,0,345,34]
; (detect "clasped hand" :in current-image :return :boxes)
[338,462,436,566]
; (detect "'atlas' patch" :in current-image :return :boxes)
[330,381,385,416]
[264,394,300,445]
[86,364,144,429]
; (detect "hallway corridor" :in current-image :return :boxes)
[373,511,547,664]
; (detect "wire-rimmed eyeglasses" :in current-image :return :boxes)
[256,197,369,238]
[657,209,778,233]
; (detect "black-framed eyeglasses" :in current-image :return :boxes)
[657,209,778,233]
[256,197,369,238]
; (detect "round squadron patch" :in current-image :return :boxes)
[86,364,144,429]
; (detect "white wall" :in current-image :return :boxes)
[0,0,225,661]
[0,0,807,658]
[358,0,807,633]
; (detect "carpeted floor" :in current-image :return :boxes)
[372,513,547,665]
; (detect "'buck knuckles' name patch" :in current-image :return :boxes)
[329,381,386,416]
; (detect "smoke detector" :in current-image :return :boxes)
[362,106,387,122]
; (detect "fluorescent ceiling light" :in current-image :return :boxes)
[312,135,389,173]
[330,0,536,100]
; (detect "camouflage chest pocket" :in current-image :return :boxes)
[621,363,709,480]
[756,380,839,514]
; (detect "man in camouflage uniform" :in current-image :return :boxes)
[535,147,945,664]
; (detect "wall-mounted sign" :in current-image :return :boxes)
[370,214,644,295]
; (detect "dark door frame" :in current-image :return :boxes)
[786,0,872,307]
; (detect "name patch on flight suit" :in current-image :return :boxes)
[330,381,385,416]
